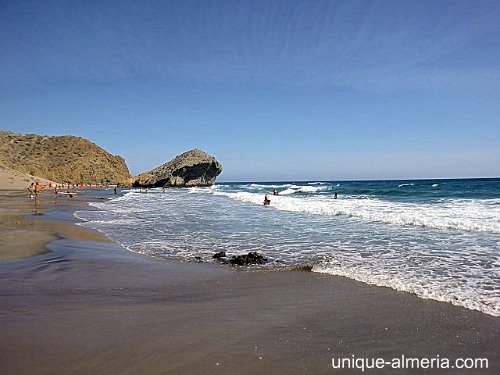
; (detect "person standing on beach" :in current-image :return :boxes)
[113,187,117,195]
[34,182,41,199]
[27,183,34,199]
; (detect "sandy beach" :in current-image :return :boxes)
[0,189,498,374]
[3,1,499,372]
[0,189,106,260]
[0,165,56,191]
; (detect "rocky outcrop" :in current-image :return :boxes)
[132,149,222,187]
[213,251,226,259]
[0,131,131,184]
[212,251,268,266]
[229,252,268,265]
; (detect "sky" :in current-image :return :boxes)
[1,0,499,181]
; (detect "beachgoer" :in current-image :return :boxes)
[113,187,117,195]
[334,192,338,199]
[27,183,34,199]
[34,182,41,198]
[264,194,271,206]
[273,189,278,196]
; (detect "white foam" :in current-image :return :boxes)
[188,186,217,194]
[258,185,330,195]
[313,260,500,317]
[249,183,295,189]
[213,192,500,233]
[296,186,323,193]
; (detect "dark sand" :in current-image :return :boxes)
[0,191,498,374]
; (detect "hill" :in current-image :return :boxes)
[0,131,131,184]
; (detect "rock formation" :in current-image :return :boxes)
[229,252,268,266]
[212,251,269,266]
[212,251,226,259]
[0,131,131,184]
[132,149,222,187]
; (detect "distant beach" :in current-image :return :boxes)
[0,185,499,373]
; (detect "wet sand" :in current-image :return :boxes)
[0,191,498,374]
[0,190,107,260]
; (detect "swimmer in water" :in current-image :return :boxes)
[263,194,271,206]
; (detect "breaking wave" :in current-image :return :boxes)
[210,191,500,234]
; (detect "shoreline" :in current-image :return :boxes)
[0,189,109,260]
[0,189,498,373]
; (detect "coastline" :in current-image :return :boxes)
[0,189,56,260]
[0,189,498,373]
[0,189,108,260]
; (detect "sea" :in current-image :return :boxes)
[75,178,500,317]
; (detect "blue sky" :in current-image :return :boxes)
[1,0,499,181]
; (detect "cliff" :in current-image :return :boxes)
[132,149,222,187]
[0,131,131,184]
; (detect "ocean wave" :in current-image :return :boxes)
[75,210,137,226]
[88,200,151,214]
[279,186,328,195]
[188,186,217,194]
[313,261,499,317]
[213,192,500,233]
[85,218,138,225]
[398,183,415,187]
[248,183,298,189]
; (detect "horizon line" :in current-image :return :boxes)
[217,176,500,183]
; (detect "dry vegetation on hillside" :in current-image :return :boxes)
[0,131,131,184]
